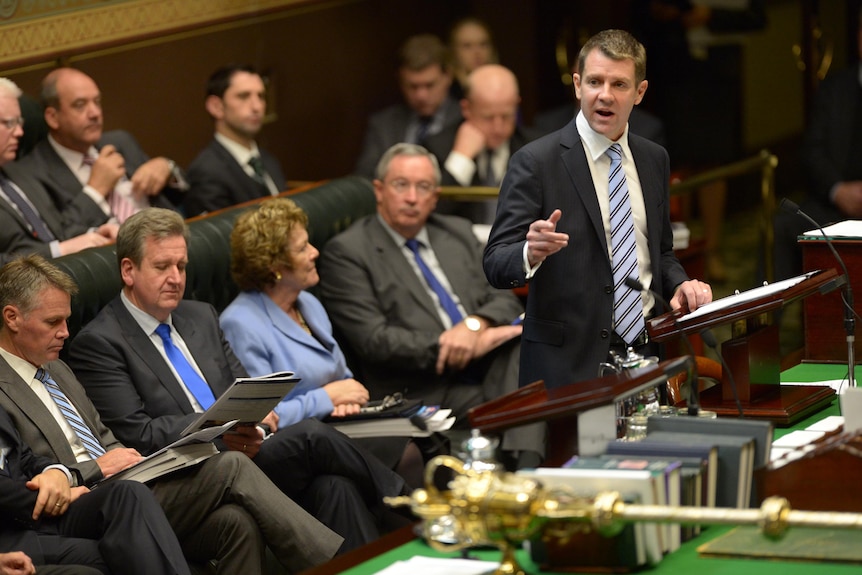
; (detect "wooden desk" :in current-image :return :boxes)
[800,238,861,362]
[301,365,848,575]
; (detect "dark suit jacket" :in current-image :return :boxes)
[0,404,70,536]
[0,356,124,486]
[801,66,860,214]
[354,98,463,178]
[18,130,175,223]
[483,119,689,389]
[68,298,246,456]
[424,122,538,187]
[0,163,96,266]
[184,139,286,217]
[317,213,523,399]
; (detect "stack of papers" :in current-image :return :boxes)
[373,556,500,575]
[331,406,455,438]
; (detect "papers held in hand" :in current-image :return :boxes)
[98,420,237,486]
[181,371,299,436]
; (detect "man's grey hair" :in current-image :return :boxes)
[0,78,22,100]
[374,143,442,184]
[116,208,189,267]
[0,254,78,317]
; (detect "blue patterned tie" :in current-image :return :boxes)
[405,238,464,326]
[154,323,216,409]
[606,143,644,345]
[0,175,56,241]
[36,368,106,459]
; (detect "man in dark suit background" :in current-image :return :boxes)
[354,34,462,178]
[17,67,183,226]
[424,64,536,224]
[319,143,543,469]
[67,208,410,552]
[483,29,712,391]
[773,7,862,281]
[0,78,116,264]
[184,64,286,217]
[0,254,342,574]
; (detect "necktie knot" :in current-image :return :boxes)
[81,155,95,167]
[404,238,421,253]
[155,323,172,340]
[248,156,266,182]
[606,143,622,163]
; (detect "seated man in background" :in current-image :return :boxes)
[67,208,411,552]
[0,391,189,574]
[0,254,342,574]
[424,64,536,224]
[17,67,184,226]
[354,34,462,178]
[185,64,286,217]
[0,79,116,265]
[319,143,543,469]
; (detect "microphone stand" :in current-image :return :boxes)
[780,199,856,388]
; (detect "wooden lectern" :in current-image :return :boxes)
[469,358,689,467]
[647,269,839,426]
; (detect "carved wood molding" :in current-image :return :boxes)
[0,0,310,68]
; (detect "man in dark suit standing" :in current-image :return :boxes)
[0,254,342,574]
[424,64,536,224]
[483,29,712,391]
[184,64,287,217]
[17,67,183,226]
[67,208,410,552]
[0,78,116,264]
[319,143,543,469]
[354,34,462,178]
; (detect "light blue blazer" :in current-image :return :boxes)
[220,290,352,428]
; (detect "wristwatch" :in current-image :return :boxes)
[464,315,484,332]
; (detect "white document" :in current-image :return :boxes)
[679,271,817,323]
[373,556,500,575]
[801,220,862,238]
[181,371,298,436]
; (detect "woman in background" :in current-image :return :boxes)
[220,197,424,487]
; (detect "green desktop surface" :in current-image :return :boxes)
[314,363,856,575]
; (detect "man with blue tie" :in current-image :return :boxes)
[67,209,411,553]
[0,254,343,574]
[483,29,712,391]
[319,143,542,469]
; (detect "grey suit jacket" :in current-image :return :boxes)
[317,213,523,399]
[0,164,90,266]
[483,119,689,389]
[185,138,286,217]
[18,130,176,223]
[68,297,246,456]
[354,98,462,178]
[0,356,123,485]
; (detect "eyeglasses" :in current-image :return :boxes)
[387,179,436,196]
[0,117,24,130]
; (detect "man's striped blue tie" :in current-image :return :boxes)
[36,368,106,459]
[606,143,645,345]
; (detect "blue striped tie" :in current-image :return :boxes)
[405,238,464,327]
[606,143,644,345]
[36,368,106,459]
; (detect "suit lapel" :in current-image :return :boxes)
[559,124,610,258]
[171,306,233,397]
[110,299,195,412]
[367,218,445,328]
[0,356,80,463]
[33,141,86,204]
[211,140,270,200]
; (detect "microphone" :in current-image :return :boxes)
[624,277,700,415]
[779,198,856,387]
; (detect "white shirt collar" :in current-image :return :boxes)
[214,132,261,166]
[575,110,633,163]
[120,290,171,335]
[48,134,99,176]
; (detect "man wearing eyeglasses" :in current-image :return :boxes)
[0,78,116,265]
[319,143,543,469]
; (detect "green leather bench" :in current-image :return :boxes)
[55,175,376,346]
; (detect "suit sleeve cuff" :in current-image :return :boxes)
[83,185,112,216]
[523,242,542,279]
[43,464,75,486]
[444,151,477,187]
